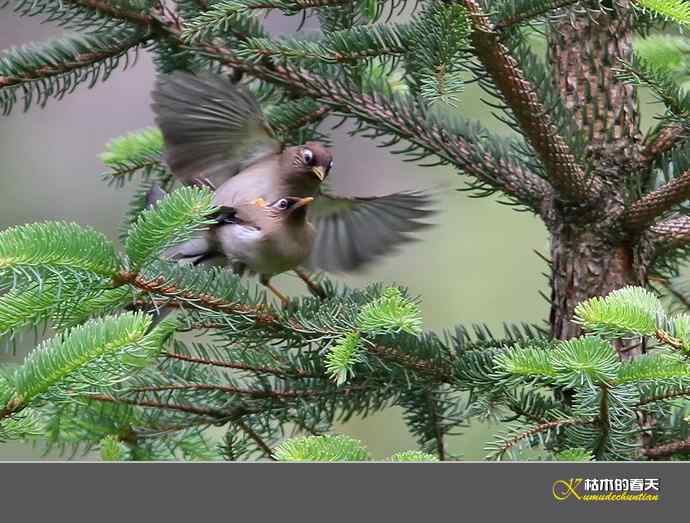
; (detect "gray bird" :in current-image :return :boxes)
[151,72,436,285]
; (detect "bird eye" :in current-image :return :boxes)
[302,148,314,165]
[327,159,333,173]
[277,198,290,210]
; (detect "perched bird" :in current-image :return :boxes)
[151,71,436,297]
[149,187,316,306]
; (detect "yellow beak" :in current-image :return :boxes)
[294,196,315,209]
[311,166,326,181]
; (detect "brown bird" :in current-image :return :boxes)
[151,72,436,297]
[150,188,316,306]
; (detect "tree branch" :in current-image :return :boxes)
[624,170,690,231]
[0,33,149,89]
[67,0,156,25]
[495,0,582,32]
[641,125,688,167]
[117,271,458,384]
[234,418,277,460]
[642,437,690,459]
[425,389,446,461]
[89,393,243,420]
[650,215,690,250]
[163,351,319,379]
[125,383,367,399]
[460,0,598,202]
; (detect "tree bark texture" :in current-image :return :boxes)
[546,2,648,350]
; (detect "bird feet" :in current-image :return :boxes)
[260,277,291,309]
[294,268,328,300]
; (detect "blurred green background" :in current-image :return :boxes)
[0,13,584,460]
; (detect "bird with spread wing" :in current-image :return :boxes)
[151,72,437,303]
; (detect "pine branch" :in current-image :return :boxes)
[641,125,688,167]
[181,0,350,42]
[487,419,590,460]
[0,312,171,426]
[66,0,156,25]
[625,171,690,231]
[651,215,690,249]
[100,127,166,182]
[634,0,690,27]
[8,0,157,31]
[124,186,217,271]
[116,269,458,384]
[494,0,583,31]
[460,0,597,202]
[125,383,367,399]
[642,436,690,459]
[0,222,123,285]
[0,30,149,114]
[163,351,318,379]
[251,67,550,209]
[426,388,446,461]
[235,24,411,64]
[637,386,690,406]
[90,393,244,420]
[234,418,276,460]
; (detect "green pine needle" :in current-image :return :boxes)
[100,127,166,181]
[635,0,690,26]
[0,222,122,281]
[551,336,620,389]
[180,0,271,43]
[274,434,371,461]
[407,2,471,106]
[667,313,690,352]
[617,351,690,384]
[574,286,664,338]
[0,407,43,442]
[0,30,147,115]
[13,312,165,404]
[553,448,594,461]
[356,287,423,336]
[494,345,558,382]
[125,186,217,271]
[325,331,364,385]
[634,35,690,78]
[0,282,63,337]
[387,450,439,461]
[99,435,131,461]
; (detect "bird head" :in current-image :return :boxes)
[265,196,315,223]
[284,143,333,184]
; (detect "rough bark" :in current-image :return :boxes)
[547,1,646,346]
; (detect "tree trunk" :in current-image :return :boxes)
[547,1,645,347]
[549,228,649,357]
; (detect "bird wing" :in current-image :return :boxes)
[152,72,282,186]
[305,190,436,272]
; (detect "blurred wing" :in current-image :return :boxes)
[152,72,282,186]
[306,190,436,272]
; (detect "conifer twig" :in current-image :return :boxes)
[624,170,690,231]
[650,215,690,249]
[641,125,688,166]
[642,436,690,459]
[0,33,149,88]
[460,0,598,202]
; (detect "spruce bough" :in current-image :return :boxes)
[4,0,690,460]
